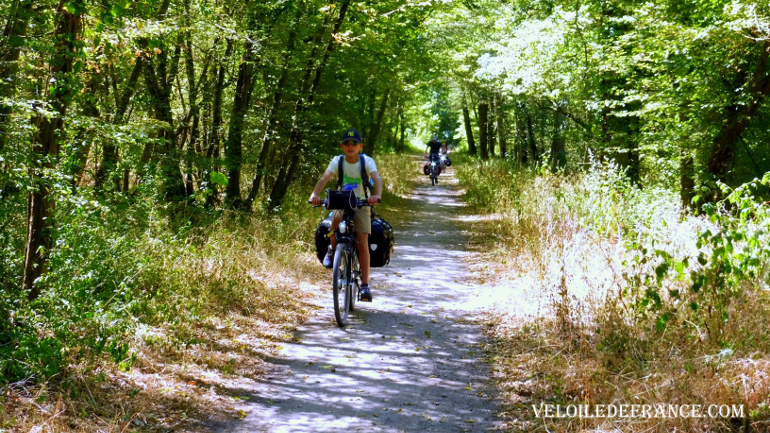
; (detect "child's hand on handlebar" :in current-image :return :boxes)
[368,195,381,205]
[310,194,322,205]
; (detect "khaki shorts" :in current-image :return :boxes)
[333,207,371,234]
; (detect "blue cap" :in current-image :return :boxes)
[341,128,362,143]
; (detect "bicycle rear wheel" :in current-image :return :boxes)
[332,243,351,327]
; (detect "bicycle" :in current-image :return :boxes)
[440,152,450,168]
[311,190,380,327]
[427,153,440,186]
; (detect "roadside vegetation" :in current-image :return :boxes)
[0,153,415,432]
[456,154,770,432]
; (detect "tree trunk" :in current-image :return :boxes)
[398,106,405,153]
[143,46,185,201]
[244,6,304,209]
[365,89,376,143]
[462,90,477,156]
[23,1,83,299]
[183,7,199,197]
[207,39,233,160]
[488,97,496,157]
[203,39,232,207]
[496,96,507,159]
[387,120,396,150]
[96,59,142,189]
[70,70,103,189]
[364,88,390,156]
[134,0,184,200]
[550,101,567,171]
[224,43,257,207]
[478,102,489,160]
[525,104,539,163]
[514,101,528,165]
[706,39,770,191]
[0,1,33,150]
[269,0,352,209]
[680,149,695,210]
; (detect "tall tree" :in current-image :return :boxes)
[364,88,390,156]
[550,100,567,170]
[0,0,33,150]
[269,0,352,209]
[398,105,406,153]
[488,96,496,156]
[95,59,143,189]
[705,39,770,190]
[139,0,186,200]
[478,101,489,160]
[496,95,508,158]
[23,0,84,299]
[462,90,477,156]
[224,38,257,206]
[244,4,305,209]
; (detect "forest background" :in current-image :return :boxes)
[2,0,770,431]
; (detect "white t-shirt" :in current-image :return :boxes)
[327,154,378,199]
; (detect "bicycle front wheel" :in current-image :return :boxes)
[332,243,351,327]
[349,251,360,312]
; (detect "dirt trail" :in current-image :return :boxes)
[215,162,502,432]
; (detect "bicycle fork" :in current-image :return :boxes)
[351,253,362,301]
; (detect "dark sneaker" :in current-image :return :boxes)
[360,284,372,302]
[322,245,334,269]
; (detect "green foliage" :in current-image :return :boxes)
[623,174,770,343]
[0,0,445,386]
[454,155,523,211]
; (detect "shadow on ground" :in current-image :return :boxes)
[212,161,504,433]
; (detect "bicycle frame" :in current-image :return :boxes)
[334,207,362,296]
[428,153,440,185]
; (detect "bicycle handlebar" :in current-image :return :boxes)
[308,198,381,208]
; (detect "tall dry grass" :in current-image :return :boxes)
[455,155,770,432]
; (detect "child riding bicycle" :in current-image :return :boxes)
[309,128,382,302]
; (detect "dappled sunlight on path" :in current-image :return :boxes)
[213,161,504,432]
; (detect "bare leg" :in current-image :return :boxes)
[357,232,370,284]
[329,211,342,249]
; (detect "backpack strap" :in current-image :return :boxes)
[336,154,345,190]
[359,153,372,199]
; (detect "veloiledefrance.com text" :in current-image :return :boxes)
[532,403,745,419]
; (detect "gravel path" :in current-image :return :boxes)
[216,163,502,432]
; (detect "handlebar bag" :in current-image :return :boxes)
[314,216,333,264]
[369,214,394,267]
[325,189,357,210]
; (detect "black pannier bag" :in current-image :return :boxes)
[314,216,332,263]
[324,189,357,210]
[369,214,394,267]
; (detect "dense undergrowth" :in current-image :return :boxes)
[454,154,770,432]
[0,153,414,432]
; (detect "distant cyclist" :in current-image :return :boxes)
[441,140,452,167]
[424,135,443,161]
